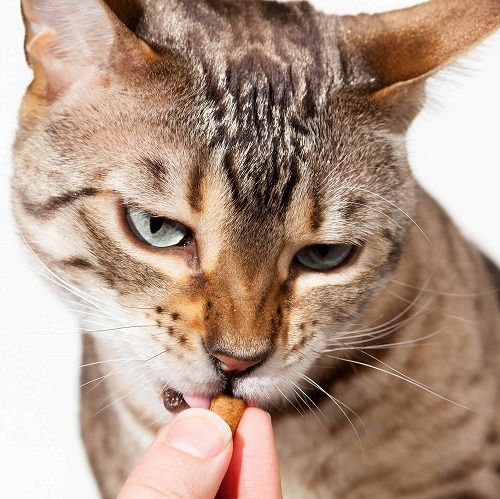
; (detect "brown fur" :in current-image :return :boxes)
[13,0,500,497]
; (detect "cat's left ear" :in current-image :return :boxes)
[21,0,150,101]
[338,0,500,129]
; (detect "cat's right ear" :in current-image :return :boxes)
[21,0,151,102]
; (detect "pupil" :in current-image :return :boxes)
[317,245,330,258]
[150,217,165,234]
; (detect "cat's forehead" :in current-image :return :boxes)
[130,0,390,215]
[138,0,332,61]
[137,0,345,102]
[107,83,401,253]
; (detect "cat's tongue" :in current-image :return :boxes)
[183,394,212,410]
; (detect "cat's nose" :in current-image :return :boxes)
[211,353,264,374]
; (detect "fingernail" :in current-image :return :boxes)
[166,408,232,459]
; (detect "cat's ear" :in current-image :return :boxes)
[338,0,500,128]
[21,0,149,101]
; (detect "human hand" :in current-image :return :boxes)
[118,406,282,498]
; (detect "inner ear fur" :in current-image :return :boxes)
[21,0,154,101]
[337,0,500,128]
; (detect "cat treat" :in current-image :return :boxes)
[209,394,245,436]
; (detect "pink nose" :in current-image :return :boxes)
[212,353,263,373]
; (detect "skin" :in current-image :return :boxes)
[118,407,282,499]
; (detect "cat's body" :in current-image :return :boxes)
[80,187,500,498]
[13,0,500,497]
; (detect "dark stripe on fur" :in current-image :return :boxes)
[382,228,404,271]
[79,210,166,295]
[221,150,241,205]
[22,188,98,218]
[140,157,167,187]
[187,160,205,212]
[60,257,94,269]
[279,157,300,212]
[343,197,366,219]
[310,186,324,231]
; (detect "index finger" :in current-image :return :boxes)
[217,407,283,499]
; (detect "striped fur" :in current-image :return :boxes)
[13,0,500,497]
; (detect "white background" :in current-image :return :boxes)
[0,1,498,497]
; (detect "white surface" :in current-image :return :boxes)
[0,1,498,498]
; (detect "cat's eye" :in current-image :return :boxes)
[294,244,353,271]
[125,205,191,248]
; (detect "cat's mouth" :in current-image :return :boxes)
[161,388,213,413]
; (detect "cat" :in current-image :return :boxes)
[13,0,500,497]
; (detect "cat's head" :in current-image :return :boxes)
[13,0,499,410]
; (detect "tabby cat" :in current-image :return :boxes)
[13,0,500,497]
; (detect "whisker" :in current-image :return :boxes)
[329,302,437,347]
[79,330,138,344]
[326,268,440,351]
[289,379,330,430]
[79,358,138,369]
[324,299,437,350]
[64,308,129,322]
[326,350,474,412]
[326,325,447,353]
[322,291,434,344]
[317,145,371,191]
[145,349,170,362]
[276,387,306,419]
[289,387,311,418]
[31,265,123,320]
[93,371,156,417]
[80,361,143,391]
[80,324,156,334]
[386,289,476,325]
[340,186,432,245]
[60,297,110,313]
[18,232,128,322]
[300,373,365,457]
[391,279,500,298]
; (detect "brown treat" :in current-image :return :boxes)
[210,394,245,436]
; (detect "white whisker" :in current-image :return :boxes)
[391,279,500,298]
[289,379,330,430]
[340,186,432,245]
[93,371,156,417]
[300,374,365,458]
[79,358,138,369]
[327,351,474,412]
[276,387,306,418]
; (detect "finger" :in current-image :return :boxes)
[218,407,283,499]
[118,408,233,499]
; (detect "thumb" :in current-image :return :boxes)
[118,408,233,499]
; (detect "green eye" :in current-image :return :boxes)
[125,205,191,248]
[295,244,353,271]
